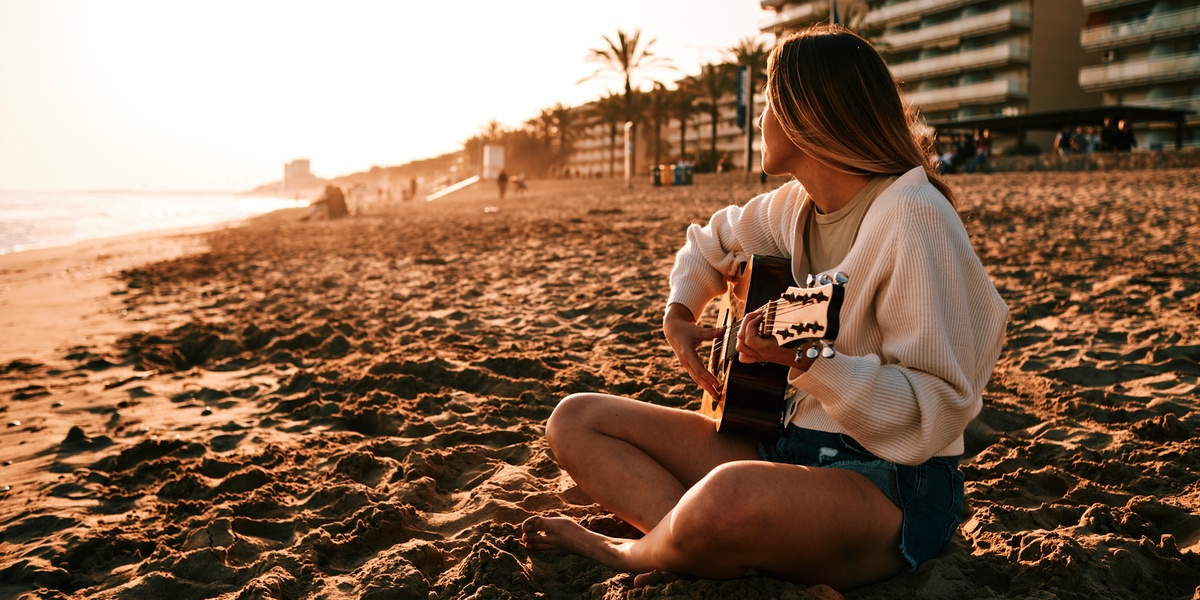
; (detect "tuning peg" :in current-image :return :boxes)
[818,273,833,285]
[804,345,820,359]
[821,341,836,358]
[834,272,849,284]
[805,274,817,287]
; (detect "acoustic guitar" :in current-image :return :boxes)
[699,255,846,441]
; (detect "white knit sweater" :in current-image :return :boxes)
[668,167,1008,465]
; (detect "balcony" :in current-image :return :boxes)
[864,0,984,27]
[1139,96,1200,115]
[905,78,1028,110]
[1079,52,1200,90]
[889,42,1030,81]
[1082,0,1153,10]
[1081,6,1200,51]
[881,7,1033,52]
[759,2,820,31]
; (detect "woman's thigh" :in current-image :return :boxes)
[671,460,906,589]
[547,392,760,488]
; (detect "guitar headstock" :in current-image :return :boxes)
[760,272,846,355]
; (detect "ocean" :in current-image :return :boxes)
[0,190,302,255]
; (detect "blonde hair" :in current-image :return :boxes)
[766,25,955,205]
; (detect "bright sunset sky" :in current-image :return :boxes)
[0,1,766,192]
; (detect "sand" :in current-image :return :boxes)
[1,170,1198,600]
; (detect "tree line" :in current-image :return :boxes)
[457,30,772,179]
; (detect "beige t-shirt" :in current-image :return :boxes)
[796,175,897,278]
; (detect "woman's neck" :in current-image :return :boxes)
[800,168,875,214]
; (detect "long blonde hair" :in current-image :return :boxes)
[766,25,954,205]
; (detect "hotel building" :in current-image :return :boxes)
[760,0,1197,150]
[1079,0,1200,149]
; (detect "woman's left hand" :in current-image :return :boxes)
[737,307,814,371]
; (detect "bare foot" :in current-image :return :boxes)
[632,570,690,588]
[520,516,639,572]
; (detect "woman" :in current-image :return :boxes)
[521,25,1007,591]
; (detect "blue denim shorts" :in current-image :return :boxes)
[757,425,965,570]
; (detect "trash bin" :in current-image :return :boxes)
[673,164,684,185]
[651,165,662,186]
[684,164,694,185]
[665,165,676,186]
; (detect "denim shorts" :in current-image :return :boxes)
[757,425,965,570]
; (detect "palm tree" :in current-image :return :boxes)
[590,92,627,177]
[550,103,581,173]
[728,36,769,116]
[728,36,770,173]
[528,107,556,154]
[482,120,505,143]
[582,28,673,174]
[670,83,700,162]
[695,62,737,162]
[645,84,673,167]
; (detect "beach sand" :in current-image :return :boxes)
[1,170,1198,599]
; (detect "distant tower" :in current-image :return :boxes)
[284,159,313,192]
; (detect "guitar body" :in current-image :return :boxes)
[700,255,796,441]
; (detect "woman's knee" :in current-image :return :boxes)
[545,392,607,451]
[669,463,769,549]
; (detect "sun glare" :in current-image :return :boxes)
[0,0,762,192]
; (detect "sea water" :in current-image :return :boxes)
[0,190,301,255]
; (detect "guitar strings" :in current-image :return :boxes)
[713,295,832,359]
[710,288,837,366]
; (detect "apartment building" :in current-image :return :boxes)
[762,1,1105,150]
[1079,0,1200,148]
[283,159,317,192]
[760,0,1199,150]
[760,0,850,35]
[563,92,764,179]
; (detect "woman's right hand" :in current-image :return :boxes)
[663,303,725,398]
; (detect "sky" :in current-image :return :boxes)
[0,0,767,192]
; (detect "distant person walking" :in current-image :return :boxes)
[1053,126,1074,155]
[497,169,510,199]
[1116,120,1137,151]
[1100,118,1117,152]
[967,129,991,173]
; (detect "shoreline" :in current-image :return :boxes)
[0,190,304,258]
[0,225,221,363]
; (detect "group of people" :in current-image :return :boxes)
[935,129,992,174]
[521,25,1008,592]
[1054,117,1137,155]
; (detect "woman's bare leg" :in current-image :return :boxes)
[539,392,758,532]
[524,448,908,590]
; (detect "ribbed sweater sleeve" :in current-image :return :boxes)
[667,181,802,318]
[793,177,1008,465]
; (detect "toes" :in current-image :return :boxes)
[633,570,687,588]
[521,517,542,534]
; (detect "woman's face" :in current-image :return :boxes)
[758,96,803,177]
